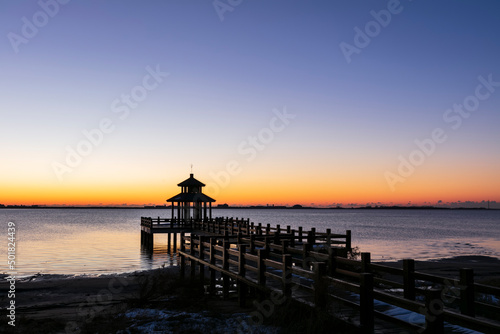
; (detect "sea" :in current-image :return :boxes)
[1,208,499,277]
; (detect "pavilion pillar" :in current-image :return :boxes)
[209,202,212,219]
[177,202,181,222]
[184,202,190,221]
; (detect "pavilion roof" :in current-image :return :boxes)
[177,173,205,187]
[166,192,215,203]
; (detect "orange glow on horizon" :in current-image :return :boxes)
[2,177,498,208]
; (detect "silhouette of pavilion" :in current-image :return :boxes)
[166,173,215,221]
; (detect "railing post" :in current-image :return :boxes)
[266,224,271,235]
[290,230,295,247]
[360,273,374,333]
[424,288,444,334]
[199,236,205,288]
[190,234,196,281]
[282,254,292,298]
[222,239,230,299]
[460,268,475,317]
[302,243,311,269]
[327,247,337,276]
[209,238,216,295]
[258,249,267,285]
[238,245,247,307]
[308,228,316,245]
[403,259,415,300]
[326,228,331,248]
[180,231,185,279]
[346,230,352,251]
[361,252,371,273]
[249,234,256,254]
[274,228,280,245]
[313,262,327,309]
[298,226,303,242]
[264,237,270,253]
[281,240,289,255]
[238,245,247,277]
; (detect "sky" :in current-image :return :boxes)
[1,0,499,207]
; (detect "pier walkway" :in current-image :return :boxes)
[140,216,500,333]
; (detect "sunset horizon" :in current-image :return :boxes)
[1,2,500,332]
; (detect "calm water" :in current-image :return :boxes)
[1,208,499,277]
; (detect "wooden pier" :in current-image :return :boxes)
[140,216,350,254]
[140,216,500,333]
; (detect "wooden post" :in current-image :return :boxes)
[173,232,177,252]
[360,273,374,333]
[222,239,230,299]
[274,228,280,245]
[266,224,271,235]
[361,252,371,273]
[302,243,311,269]
[327,247,337,276]
[180,232,185,279]
[257,249,267,285]
[190,235,196,281]
[325,228,331,249]
[313,262,327,309]
[286,225,291,234]
[460,268,475,317]
[403,259,415,300]
[281,240,289,255]
[298,226,303,242]
[199,236,205,288]
[346,230,352,251]
[257,223,262,235]
[283,254,292,298]
[310,228,316,245]
[238,245,247,277]
[290,230,295,247]
[424,289,444,334]
[249,234,256,254]
[167,233,171,253]
[238,245,247,307]
[264,237,270,253]
[209,238,216,295]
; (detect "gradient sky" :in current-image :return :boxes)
[1,0,499,207]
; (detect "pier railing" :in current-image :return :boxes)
[140,216,351,249]
[179,233,500,333]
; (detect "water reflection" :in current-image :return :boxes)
[1,208,498,276]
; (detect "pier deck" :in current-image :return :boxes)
[140,216,500,333]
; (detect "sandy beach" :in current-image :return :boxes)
[1,255,499,334]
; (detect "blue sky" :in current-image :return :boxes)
[1,0,499,206]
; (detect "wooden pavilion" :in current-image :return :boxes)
[166,173,215,221]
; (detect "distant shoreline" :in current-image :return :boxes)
[0,205,497,210]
